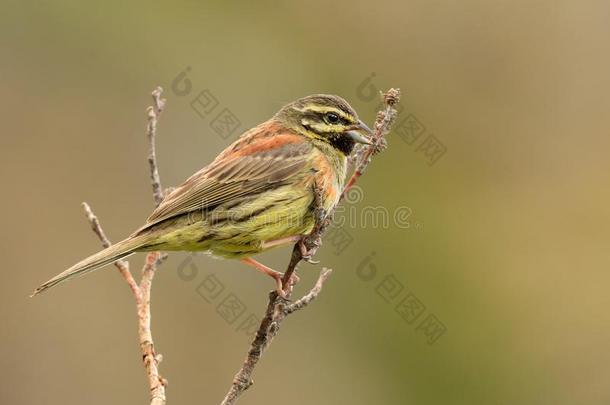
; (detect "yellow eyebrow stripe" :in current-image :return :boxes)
[292,105,355,122]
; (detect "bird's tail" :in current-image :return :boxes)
[31,235,150,297]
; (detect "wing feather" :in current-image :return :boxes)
[138,128,312,231]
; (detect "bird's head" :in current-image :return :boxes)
[275,94,373,155]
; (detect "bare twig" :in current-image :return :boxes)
[82,202,139,297]
[285,268,333,315]
[220,88,401,405]
[342,88,400,196]
[148,86,166,207]
[141,87,168,405]
[81,87,169,405]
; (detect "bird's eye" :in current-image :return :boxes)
[325,112,340,124]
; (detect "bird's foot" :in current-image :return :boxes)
[240,257,299,298]
[299,236,322,264]
[278,271,300,299]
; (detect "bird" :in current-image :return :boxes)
[32,94,372,298]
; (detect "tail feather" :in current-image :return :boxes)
[31,236,147,297]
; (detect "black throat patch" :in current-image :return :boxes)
[327,133,356,155]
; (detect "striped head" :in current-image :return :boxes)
[275,94,373,155]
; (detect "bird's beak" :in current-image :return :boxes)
[346,120,374,145]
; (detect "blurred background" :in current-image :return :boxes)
[2,1,610,404]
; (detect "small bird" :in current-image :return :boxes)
[33,94,372,297]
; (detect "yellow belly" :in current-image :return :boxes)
[145,184,315,258]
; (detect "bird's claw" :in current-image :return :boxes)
[275,272,300,299]
[299,237,321,264]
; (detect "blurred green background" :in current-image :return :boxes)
[3,1,610,404]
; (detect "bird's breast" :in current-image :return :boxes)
[310,148,348,211]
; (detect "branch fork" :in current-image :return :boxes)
[82,86,168,405]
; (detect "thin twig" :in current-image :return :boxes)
[342,88,400,196]
[81,87,169,405]
[139,87,168,405]
[82,202,139,297]
[285,268,333,315]
[220,88,401,405]
[148,86,166,207]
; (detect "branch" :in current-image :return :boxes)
[81,87,169,405]
[221,268,333,405]
[220,88,401,405]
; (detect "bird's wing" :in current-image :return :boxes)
[139,128,313,231]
